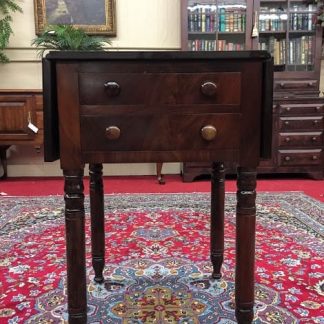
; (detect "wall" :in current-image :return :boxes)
[1,0,181,177]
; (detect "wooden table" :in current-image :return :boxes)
[43,51,273,323]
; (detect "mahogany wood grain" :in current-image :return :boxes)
[43,51,273,324]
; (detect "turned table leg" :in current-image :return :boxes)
[64,169,87,324]
[210,162,225,279]
[235,167,257,323]
[89,163,105,283]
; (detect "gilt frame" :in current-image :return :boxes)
[34,0,116,35]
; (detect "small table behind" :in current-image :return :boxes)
[43,51,273,323]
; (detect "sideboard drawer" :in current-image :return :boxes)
[279,116,323,130]
[279,149,322,166]
[274,79,318,91]
[80,113,241,152]
[279,132,323,147]
[79,72,241,106]
[278,103,324,115]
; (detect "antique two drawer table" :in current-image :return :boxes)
[43,51,273,323]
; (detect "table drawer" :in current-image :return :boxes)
[279,132,323,147]
[79,72,241,106]
[278,103,324,115]
[279,149,322,166]
[80,113,241,151]
[279,116,323,131]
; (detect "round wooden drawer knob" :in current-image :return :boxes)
[284,156,291,161]
[104,81,121,97]
[312,155,318,160]
[284,121,289,126]
[106,126,121,140]
[285,137,290,142]
[313,120,319,125]
[312,137,318,142]
[286,107,291,112]
[201,81,217,97]
[201,125,217,141]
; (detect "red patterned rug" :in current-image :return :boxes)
[0,192,323,323]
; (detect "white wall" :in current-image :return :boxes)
[1,0,181,177]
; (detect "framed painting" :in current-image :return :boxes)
[34,0,116,35]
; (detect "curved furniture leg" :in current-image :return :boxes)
[0,146,10,179]
[156,162,165,184]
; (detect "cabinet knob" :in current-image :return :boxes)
[201,125,217,141]
[284,121,289,126]
[284,156,291,161]
[285,137,290,142]
[106,126,121,140]
[201,81,217,97]
[315,106,321,112]
[308,82,315,87]
[313,120,319,125]
[312,136,318,142]
[286,107,291,112]
[104,81,121,97]
[312,155,318,160]
[280,82,285,88]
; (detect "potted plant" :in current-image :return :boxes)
[31,24,111,56]
[0,0,22,63]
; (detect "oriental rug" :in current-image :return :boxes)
[0,192,323,323]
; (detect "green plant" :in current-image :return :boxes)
[0,0,22,63]
[31,24,111,57]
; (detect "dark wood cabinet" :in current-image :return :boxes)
[0,90,43,178]
[181,0,324,181]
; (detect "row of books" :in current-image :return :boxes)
[259,14,287,31]
[188,39,216,51]
[188,5,246,33]
[259,15,315,31]
[259,35,314,65]
[288,36,314,65]
[188,39,244,51]
[289,13,315,31]
[259,37,286,65]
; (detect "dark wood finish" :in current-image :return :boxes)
[156,162,165,184]
[181,0,324,181]
[210,162,225,279]
[63,169,87,323]
[42,50,272,324]
[89,163,105,283]
[235,167,257,323]
[0,90,43,178]
[0,145,10,179]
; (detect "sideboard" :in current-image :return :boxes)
[0,90,43,178]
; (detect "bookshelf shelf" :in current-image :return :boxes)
[181,0,324,181]
[259,30,286,34]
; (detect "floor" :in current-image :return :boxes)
[0,174,323,202]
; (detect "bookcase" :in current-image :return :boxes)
[181,0,324,181]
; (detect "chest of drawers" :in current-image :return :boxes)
[43,51,273,323]
[275,98,324,178]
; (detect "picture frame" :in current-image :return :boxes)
[34,0,116,35]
